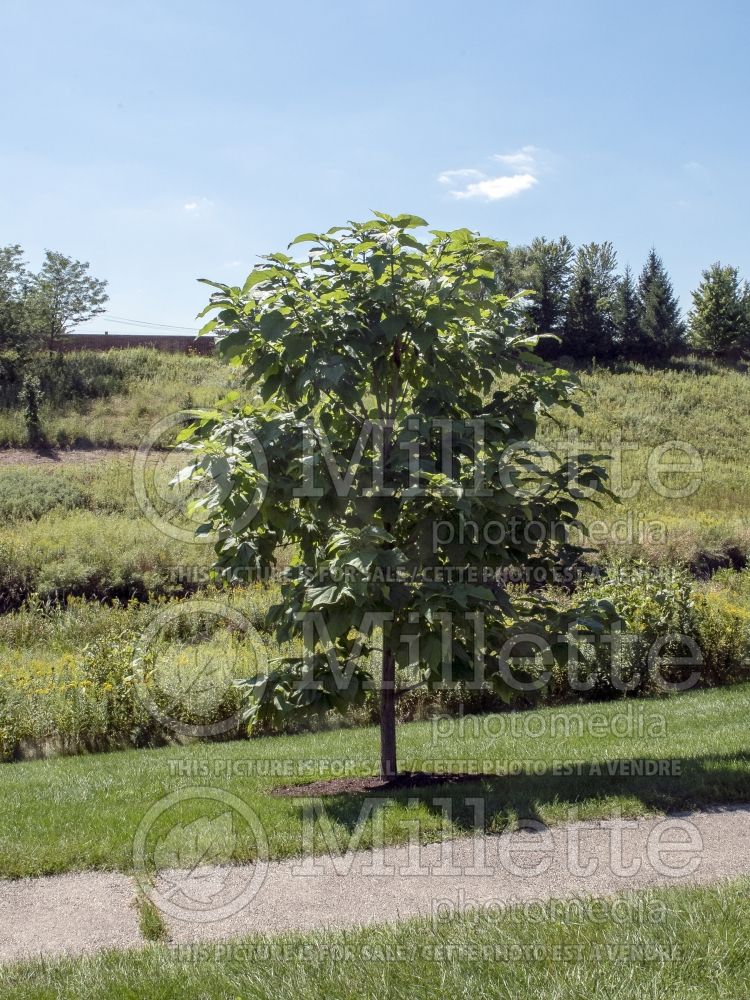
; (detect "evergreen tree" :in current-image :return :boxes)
[562,242,618,360]
[743,281,750,342]
[486,243,517,297]
[688,262,749,353]
[563,272,601,360]
[636,249,684,360]
[576,241,619,305]
[613,265,641,355]
[513,236,574,336]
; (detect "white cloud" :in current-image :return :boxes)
[493,145,539,171]
[438,168,485,185]
[683,160,709,180]
[439,147,542,202]
[183,197,214,214]
[453,173,538,201]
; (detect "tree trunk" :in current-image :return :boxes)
[380,646,397,780]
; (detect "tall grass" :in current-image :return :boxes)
[0,348,237,447]
[0,511,214,608]
[1,570,747,762]
[539,360,750,567]
[0,588,284,760]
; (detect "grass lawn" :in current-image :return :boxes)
[0,878,747,998]
[1,683,749,879]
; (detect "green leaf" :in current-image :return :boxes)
[242,269,279,293]
[392,214,428,228]
[197,278,230,292]
[423,634,443,670]
[288,233,320,247]
[260,311,290,340]
[308,585,338,608]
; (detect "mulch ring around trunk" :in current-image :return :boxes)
[272,770,499,797]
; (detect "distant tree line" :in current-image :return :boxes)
[1,237,747,374]
[491,238,750,361]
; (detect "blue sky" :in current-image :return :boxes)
[2,0,748,333]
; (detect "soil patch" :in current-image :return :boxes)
[273,770,500,797]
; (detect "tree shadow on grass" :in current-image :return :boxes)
[304,752,750,839]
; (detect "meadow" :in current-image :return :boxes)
[538,357,750,570]
[1,351,749,612]
[0,349,236,449]
[1,349,750,764]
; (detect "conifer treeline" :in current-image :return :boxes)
[491,239,750,360]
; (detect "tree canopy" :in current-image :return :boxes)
[562,242,618,360]
[613,265,641,356]
[0,245,30,352]
[0,247,108,354]
[27,251,108,352]
[183,214,616,778]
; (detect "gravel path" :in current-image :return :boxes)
[2,804,750,965]
[0,872,141,961]
[0,447,130,466]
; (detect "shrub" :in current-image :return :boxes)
[0,564,748,762]
[20,373,44,445]
[0,470,88,521]
[692,590,750,685]
[567,565,750,698]
[0,349,23,407]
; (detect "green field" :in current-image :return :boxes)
[1,353,749,610]
[0,349,235,449]
[539,359,750,568]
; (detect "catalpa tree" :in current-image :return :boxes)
[183,213,615,780]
